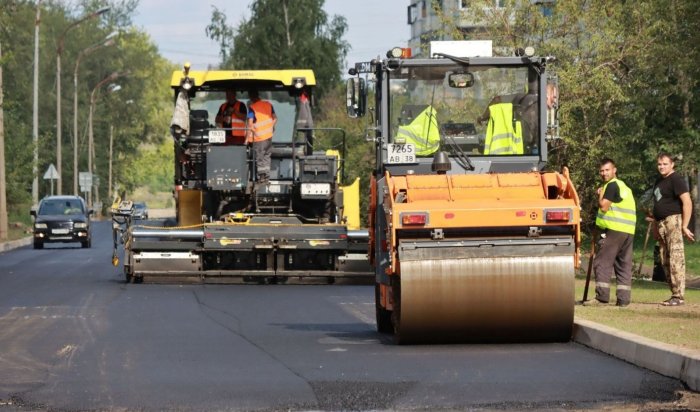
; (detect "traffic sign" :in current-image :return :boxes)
[79,172,92,187]
[43,164,58,180]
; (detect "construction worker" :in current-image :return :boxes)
[395,105,440,156]
[245,89,277,183]
[587,158,636,307]
[482,95,524,155]
[215,89,247,145]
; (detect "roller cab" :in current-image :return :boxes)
[349,41,581,343]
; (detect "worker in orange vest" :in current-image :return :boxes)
[215,89,247,145]
[245,89,277,183]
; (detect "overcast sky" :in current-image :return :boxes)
[131,0,409,70]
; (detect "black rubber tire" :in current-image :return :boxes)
[375,283,393,334]
[81,238,91,248]
[33,241,43,249]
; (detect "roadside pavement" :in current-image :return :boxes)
[1,236,698,391]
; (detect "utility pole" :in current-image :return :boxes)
[0,41,8,240]
[32,0,41,205]
[56,6,110,195]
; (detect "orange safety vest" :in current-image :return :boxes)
[218,101,247,142]
[249,100,275,142]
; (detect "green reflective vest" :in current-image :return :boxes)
[596,178,636,235]
[396,106,440,156]
[484,103,523,155]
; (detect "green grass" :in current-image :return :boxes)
[575,273,700,350]
[129,188,174,209]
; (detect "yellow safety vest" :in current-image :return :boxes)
[484,103,523,155]
[395,106,440,156]
[596,178,636,235]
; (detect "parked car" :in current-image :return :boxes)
[31,195,92,249]
[132,202,149,220]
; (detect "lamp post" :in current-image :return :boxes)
[55,6,109,195]
[32,0,41,205]
[88,72,123,207]
[72,32,117,195]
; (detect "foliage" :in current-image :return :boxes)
[314,84,375,225]
[205,6,235,64]
[0,0,174,218]
[209,0,349,100]
[435,0,699,230]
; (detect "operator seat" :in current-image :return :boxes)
[188,109,210,141]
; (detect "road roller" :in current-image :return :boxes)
[346,41,581,343]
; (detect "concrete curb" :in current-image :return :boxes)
[0,236,32,253]
[573,318,700,391]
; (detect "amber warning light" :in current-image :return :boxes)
[545,209,572,222]
[401,213,428,226]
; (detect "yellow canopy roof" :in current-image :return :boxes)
[169,69,316,90]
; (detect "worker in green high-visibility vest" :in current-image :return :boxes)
[395,105,440,156]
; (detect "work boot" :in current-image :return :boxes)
[582,298,608,307]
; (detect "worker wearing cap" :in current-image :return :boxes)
[587,157,636,307]
[215,89,247,145]
[246,89,277,183]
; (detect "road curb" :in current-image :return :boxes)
[573,318,700,391]
[0,236,32,253]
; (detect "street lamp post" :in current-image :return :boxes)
[73,32,117,195]
[32,0,41,205]
[88,72,123,207]
[56,6,109,195]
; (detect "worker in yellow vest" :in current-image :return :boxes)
[246,89,277,183]
[586,158,636,307]
[483,102,523,155]
[395,105,440,156]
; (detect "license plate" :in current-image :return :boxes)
[386,144,416,164]
[208,130,226,143]
[52,228,69,234]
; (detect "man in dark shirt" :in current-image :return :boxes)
[586,158,636,307]
[652,153,695,306]
[215,89,248,145]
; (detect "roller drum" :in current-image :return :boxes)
[395,242,574,343]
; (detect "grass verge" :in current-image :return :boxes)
[574,273,700,350]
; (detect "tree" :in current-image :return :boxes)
[434,0,700,231]
[209,0,349,99]
[205,6,234,64]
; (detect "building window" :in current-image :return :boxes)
[459,0,469,9]
[408,2,419,24]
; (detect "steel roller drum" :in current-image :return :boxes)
[395,241,575,343]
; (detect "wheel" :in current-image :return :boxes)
[375,283,393,334]
[124,266,133,283]
[33,241,43,249]
[81,238,91,248]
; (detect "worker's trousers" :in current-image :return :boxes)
[593,229,633,305]
[657,214,686,299]
[253,138,272,179]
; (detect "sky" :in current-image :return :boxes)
[131,0,409,71]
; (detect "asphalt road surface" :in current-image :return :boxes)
[0,221,687,411]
